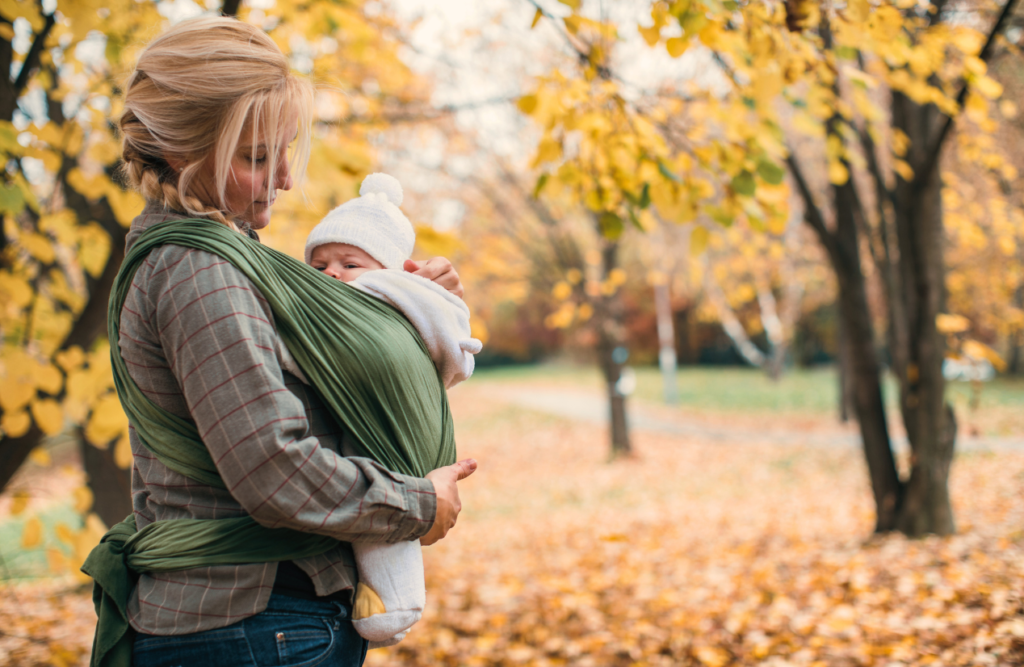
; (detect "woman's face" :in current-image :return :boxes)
[197,119,297,230]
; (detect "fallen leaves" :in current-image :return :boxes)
[1,380,1022,666]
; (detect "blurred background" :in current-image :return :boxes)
[1,0,1023,664]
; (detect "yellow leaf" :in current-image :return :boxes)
[666,37,688,58]
[115,434,134,469]
[1,409,31,437]
[517,94,538,115]
[78,221,112,278]
[530,7,543,29]
[0,270,33,308]
[55,346,86,372]
[30,398,63,435]
[893,159,914,181]
[552,281,573,301]
[695,646,730,667]
[828,160,849,185]
[28,446,51,467]
[85,394,128,447]
[639,24,660,47]
[847,0,869,23]
[558,0,581,8]
[691,226,710,255]
[73,486,94,514]
[963,339,1006,372]
[22,516,43,549]
[999,100,1018,118]
[55,521,74,546]
[36,363,63,395]
[10,490,29,516]
[937,313,970,333]
[20,232,56,263]
[973,75,1003,100]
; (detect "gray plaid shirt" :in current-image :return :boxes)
[120,203,436,635]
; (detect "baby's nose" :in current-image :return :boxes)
[323,267,343,280]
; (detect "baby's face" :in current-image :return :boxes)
[309,243,385,282]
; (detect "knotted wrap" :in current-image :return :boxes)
[82,218,455,667]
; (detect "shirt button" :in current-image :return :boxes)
[276,632,285,641]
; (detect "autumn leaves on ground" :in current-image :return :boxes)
[1,368,1022,667]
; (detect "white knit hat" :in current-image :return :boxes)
[304,173,415,269]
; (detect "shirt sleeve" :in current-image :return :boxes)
[148,247,435,544]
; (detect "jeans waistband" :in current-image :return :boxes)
[263,591,351,619]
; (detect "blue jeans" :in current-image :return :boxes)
[132,593,368,667]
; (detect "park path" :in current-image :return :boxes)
[496,387,1024,453]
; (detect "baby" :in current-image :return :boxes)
[304,173,481,647]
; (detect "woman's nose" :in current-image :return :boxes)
[275,152,293,191]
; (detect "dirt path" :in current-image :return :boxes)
[494,386,1024,452]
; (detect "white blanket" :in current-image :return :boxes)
[351,270,482,389]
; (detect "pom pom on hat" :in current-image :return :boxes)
[359,173,404,207]
[304,172,415,269]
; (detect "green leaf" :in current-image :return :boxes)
[533,173,549,199]
[835,46,858,60]
[731,170,756,196]
[0,182,26,216]
[708,205,734,227]
[756,159,785,185]
[598,211,624,240]
[639,182,651,209]
[658,161,682,183]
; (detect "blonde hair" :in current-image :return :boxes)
[119,16,313,226]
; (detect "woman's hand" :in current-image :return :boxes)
[403,258,464,298]
[421,458,477,546]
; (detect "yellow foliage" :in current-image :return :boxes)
[28,446,51,467]
[72,486,94,514]
[936,313,970,334]
[21,516,43,549]
[114,435,134,469]
[30,399,64,436]
[10,490,30,515]
[85,394,128,448]
[1,409,31,438]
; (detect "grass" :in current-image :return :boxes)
[476,362,1024,415]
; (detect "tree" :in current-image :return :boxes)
[520,0,1021,535]
[0,0,433,575]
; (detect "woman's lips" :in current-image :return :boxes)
[253,199,276,208]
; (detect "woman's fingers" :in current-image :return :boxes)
[421,458,477,546]
[403,258,465,298]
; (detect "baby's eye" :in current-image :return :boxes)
[344,263,360,269]
[313,266,326,271]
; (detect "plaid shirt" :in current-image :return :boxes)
[120,203,436,635]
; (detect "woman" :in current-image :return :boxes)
[113,16,474,667]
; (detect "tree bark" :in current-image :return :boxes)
[788,150,903,532]
[79,431,133,528]
[830,177,904,532]
[891,92,956,536]
[594,239,631,458]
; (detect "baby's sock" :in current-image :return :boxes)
[351,539,425,644]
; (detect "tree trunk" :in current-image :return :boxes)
[594,239,631,458]
[829,180,904,532]
[837,308,854,423]
[80,432,133,528]
[653,281,678,403]
[891,92,956,536]
[0,423,45,491]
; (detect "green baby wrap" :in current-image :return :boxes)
[82,218,455,667]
